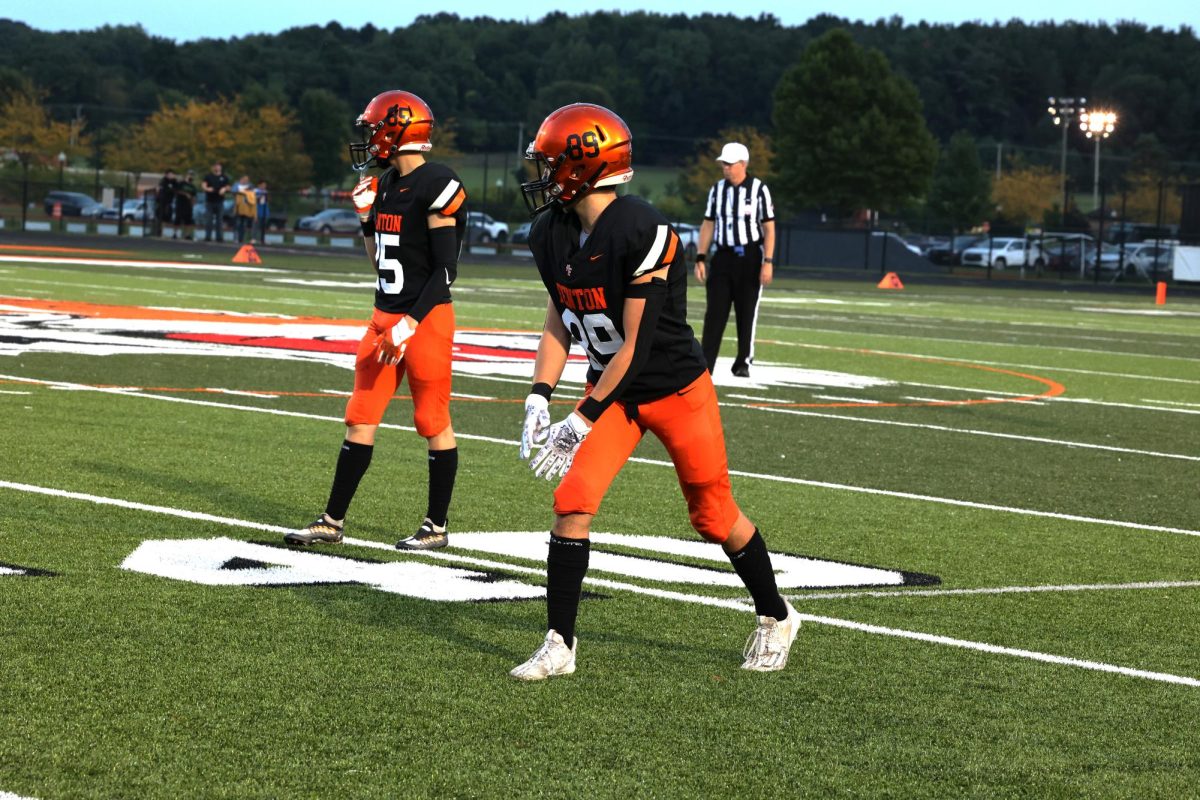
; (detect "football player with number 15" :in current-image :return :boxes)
[285,90,467,551]
[511,104,800,681]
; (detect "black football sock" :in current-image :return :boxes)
[727,529,788,620]
[424,447,458,528]
[324,440,373,521]
[547,534,590,645]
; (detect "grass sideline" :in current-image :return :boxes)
[1,242,1199,797]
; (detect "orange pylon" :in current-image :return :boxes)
[877,272,904,290]
[232,244,262,264]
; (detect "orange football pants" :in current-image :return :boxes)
[553,371,741,543]
[344,303,454,436]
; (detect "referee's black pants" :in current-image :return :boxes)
[700,244,762,373]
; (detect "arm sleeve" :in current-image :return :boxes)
[428,176,467,217]
[406,226,460,323]
[759,182,775,223]
[629,222,682,279]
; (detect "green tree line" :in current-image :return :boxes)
[2,12,1198,167]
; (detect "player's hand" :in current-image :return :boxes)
[694,261,707,283]
[528,412,591,481]
[519,393,551,460]
[377,316,416,366]
[353,176,379,222]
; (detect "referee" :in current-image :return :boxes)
[694,142,775,378]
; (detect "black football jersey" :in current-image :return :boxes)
[529,196,706,404]
[369,161,467,314]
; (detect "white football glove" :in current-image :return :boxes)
[352,176,378,222]
[519,393,551,460]
[377,316,416,365]
[529,412,591,481]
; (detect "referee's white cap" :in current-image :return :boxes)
[716,142,750,164]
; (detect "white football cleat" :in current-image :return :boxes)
[741,599,800,672]
[510,630,577,681]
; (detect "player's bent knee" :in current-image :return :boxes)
[683,479,739,544]
[414,409,450,439]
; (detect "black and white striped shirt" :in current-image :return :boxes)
[704,176,775,247]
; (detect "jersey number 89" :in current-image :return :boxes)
[562,308,624,370]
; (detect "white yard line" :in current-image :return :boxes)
[812,395,881,404]
[904,380,1200,415]
[785,579,1200,602]
[1142,398,1200,409]
[0,255,282,273]
[733,403,1200,462]
[766,340,1200,385]
[4,372,1197,538]
[755,324,1200,364]
[2,477,1195,688]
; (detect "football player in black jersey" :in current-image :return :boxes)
[510,103,799,680]
[285,90,466,551]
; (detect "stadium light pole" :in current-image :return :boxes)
[1079,110,1117,211]
[1047,96,1086,222]
[57,151,67,188]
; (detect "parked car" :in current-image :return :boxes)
[294,208,359,234]
[467,211,509,244]
[43,190,104,217]
[1082,243,1123,274]
[1040,233,1093,271]
[511,221,532,245]
[872,231,922,255]
[959,237,1045,270]
[99,197,156,222]
[902,234,946,256]
[926,235,985,265]
[1125,242,1175,277]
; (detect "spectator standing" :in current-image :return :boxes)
[254,179,270,244]
[233,174,256,243]
[693,142,776,378]
[201,162,230,242]
[155,170,178,237]
[174,170,197,240]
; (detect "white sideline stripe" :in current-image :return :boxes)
[450,392,497,400]
[769,340,1200,385]
[737,404,1200,462]
[904,380,1200,415]
[0,255,280,273]
[1142,398,1200,409]
[786,579,1200,602]
[0,791,40,800]
[0,390,31,395]
[726,394,792,403]
[758,324,1200,364]
[206,388,279,399]
[2,479,1195,688]
[4,372,1198,538]
[812,395,881,404]
[797,614,1200,688]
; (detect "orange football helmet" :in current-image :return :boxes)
[521,103,634,215]
[349,90,435,171]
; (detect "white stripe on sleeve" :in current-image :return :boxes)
[429,179,461,211]
[632,224,670,277]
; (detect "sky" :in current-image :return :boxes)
[5,0,1197,41]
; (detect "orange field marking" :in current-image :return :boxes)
[745,344,1065,409]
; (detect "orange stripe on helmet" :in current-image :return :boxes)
[440,188,466,216]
